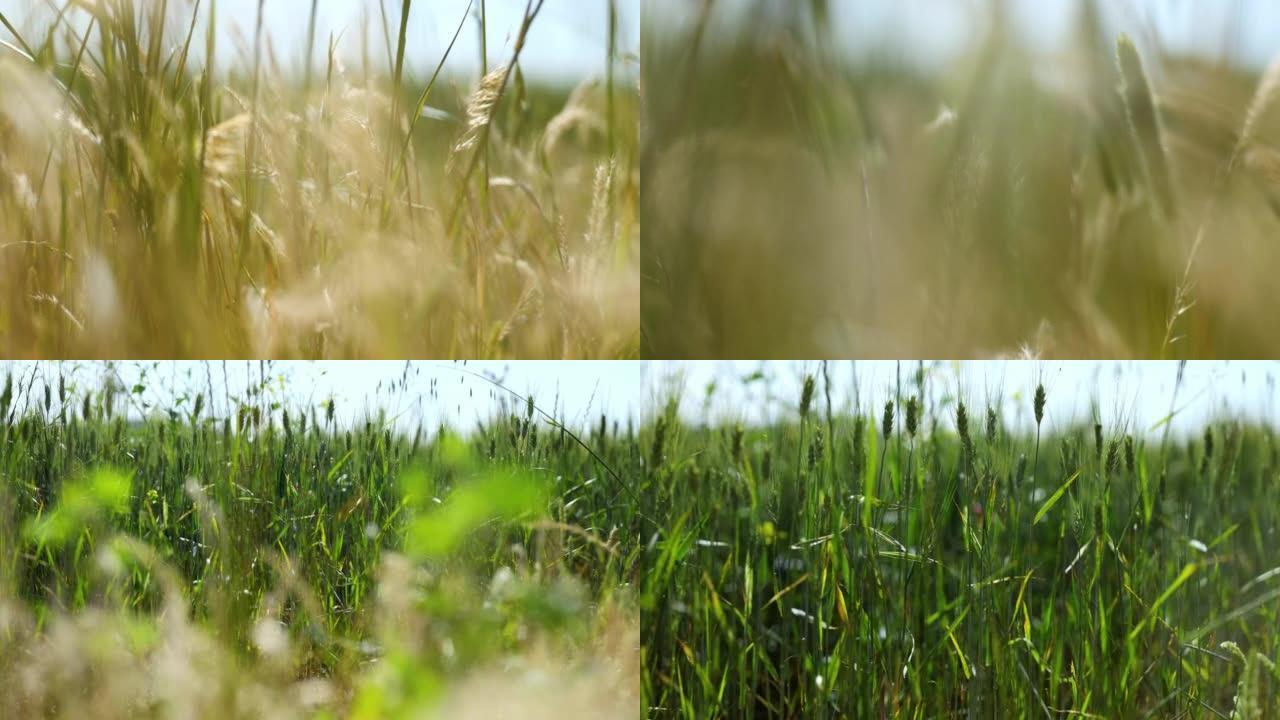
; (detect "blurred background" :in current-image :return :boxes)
[643,0,1280,358]
[650,0,1280,73]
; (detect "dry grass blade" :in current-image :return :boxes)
[1236,51,1280,158]
[1116,34,1176,218]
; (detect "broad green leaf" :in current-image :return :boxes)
[404,468,547,559]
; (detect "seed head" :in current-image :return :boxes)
[882,401,894,439]
[809,428,825,471]
[1033,384,1046,426]
[650,416,667,469]
[905,396,919,438]
[985,407,997,445]
[957,402,972,459]
[1201,426,1215,475]
[852,417,866,474]
[799,375,816,420]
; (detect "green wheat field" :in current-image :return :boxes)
[0,0,637,358]
[0,362,640,718]
[641,362,1280,718]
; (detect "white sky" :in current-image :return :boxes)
[647,361,1280,438]
[1,361,641,434]
[652,0,1280,73]
[3,361,1276,438]
[1,0,639,84]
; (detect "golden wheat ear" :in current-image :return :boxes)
[1237,53,1280,157]
[1116,34,1176,219]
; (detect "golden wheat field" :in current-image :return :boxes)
[0,0,639,359]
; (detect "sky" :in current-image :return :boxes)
[0,361,641,434]
[652,0,1280,73]
[1,0,639,84]
[3,361,1277,438]
[647,361,1280,438]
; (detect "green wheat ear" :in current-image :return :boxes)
[1116,34,1176,218]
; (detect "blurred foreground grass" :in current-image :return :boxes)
[642,0,1280,358]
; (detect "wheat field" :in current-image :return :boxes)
[641,361,1280,717]
[0,361,641,718]
[0,0,638,359]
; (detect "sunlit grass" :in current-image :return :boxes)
[0,0,638,358]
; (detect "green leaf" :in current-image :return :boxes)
[325,449,355,485]
[1129,563,1196,642]
[404,467,546,559]
[25,467,132,547]
[1032,470,1081,525]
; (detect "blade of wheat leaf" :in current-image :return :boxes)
[1129,563,1196,642]
[1032,470,1081,526]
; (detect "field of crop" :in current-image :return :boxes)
[0,362,640,718]
[0,0,638,358]
[642,0,1280,359]
[641,363,1280,717]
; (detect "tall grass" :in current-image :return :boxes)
[0,0,638,358]
[641,363,1280,717]
[0,362,640,718]
[643,0,1280,358]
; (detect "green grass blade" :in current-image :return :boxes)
[1129,563,1197,641]
[1032,469,1080,526]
